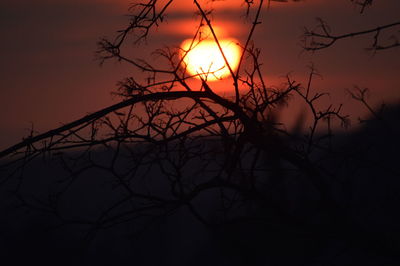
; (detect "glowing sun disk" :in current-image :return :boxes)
[181,39,241,81]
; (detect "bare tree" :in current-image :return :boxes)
[0,1,398,263]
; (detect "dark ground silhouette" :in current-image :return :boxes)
[0,104,399,266]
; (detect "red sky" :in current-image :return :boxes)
[0,0,399,149]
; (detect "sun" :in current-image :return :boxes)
[180,38,241,81]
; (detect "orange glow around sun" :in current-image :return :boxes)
[180,38,241,81]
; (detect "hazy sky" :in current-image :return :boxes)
[0,0,399,149]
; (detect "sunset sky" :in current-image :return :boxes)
[1,0,399,149]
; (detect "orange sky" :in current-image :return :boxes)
[0,0,399,149]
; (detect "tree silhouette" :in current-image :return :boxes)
[0,0,399,265]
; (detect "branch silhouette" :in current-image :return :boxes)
[303,19,400,52]
[1,1,398,264]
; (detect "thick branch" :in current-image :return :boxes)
[0,91,210,159]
